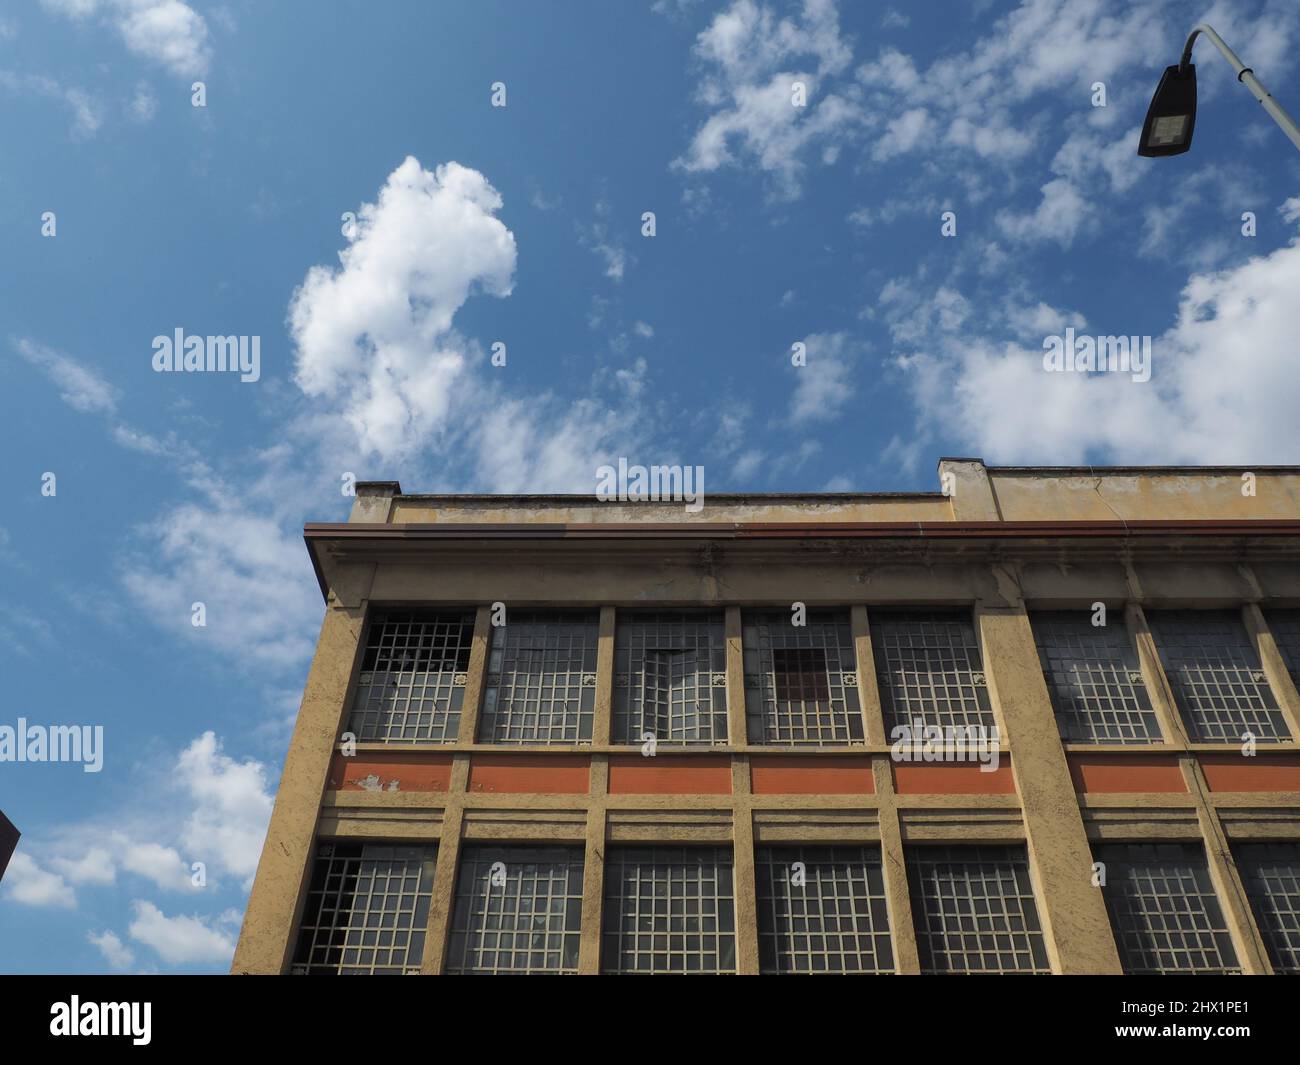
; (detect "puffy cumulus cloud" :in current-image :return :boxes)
[127,901,240,964]
[788,331,859,425]
[995,177,1092,248]
[87,929,136,970]
[893,223,1300,465]
[176,731,275,884]
[3,852,77,908]
[120,501,320,671]
[289,157,517,460]
[42,0,211,78]
[674,0,863,199]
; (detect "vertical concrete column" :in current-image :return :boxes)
[1127,603,1190,745]
[232,598,369,974]
[455,606,492,745]
[873,759,921,973]
[975,604,1122,974]
[420,786,466,975]
[1243,603,1300,740]
[593,606,616,746]
[1182,762,1272,974]
[852,605,887,745]
[577,800,608,974]
[731,787,760,974]
[725,607,747,746]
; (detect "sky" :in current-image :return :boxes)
[2,0,1300,973]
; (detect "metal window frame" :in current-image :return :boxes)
[1234,841,1300,975]
[1094,842,1241,974]
[612,610,728,746]
[479,610,600,745]
[872,609,995,735]
[906,844,1050,974]
[742,610,862,746]
[600,846,737,974]
[290,841,436,975]
[1148,609,1290,743]
[1029,610,1160,745]
[755,844,894,974]
[348,610,475,743]
[444,844,585,975]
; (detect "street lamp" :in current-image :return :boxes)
[1138,22,1300,156]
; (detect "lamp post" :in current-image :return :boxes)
[1138,23,1300,156]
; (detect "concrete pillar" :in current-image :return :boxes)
[938,458,1001,521]
[975,604,1123,974]
[232,598,369,973]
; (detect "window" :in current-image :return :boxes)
[1234,842,1300,974]
[349,611,475,743]
[1148,610,1290,743]
[479,611,599,744]
[743,610,861,745]
[612,611,727,745]
[1265,608,1300,688]
[291,841,436,975]
[1029,611,1160,744]
[601,847,736,973]
[444,845,584,974]
[756,845,893,974]
[907,845,1049,974]
[872,611,994,734]
[1094,843,1239,973]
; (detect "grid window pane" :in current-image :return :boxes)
[907,845,1049,974]
[291,841,436,975]
[873,611,994,734]
[349,611,474,743]
[480,611,599,745]
[756,845,894,974]
[1265,609,1300,689]
[743,610,862,745]
[1234,842,1300,974]
[1094,843,1240,974]
[601,847,736,973]
[1148,610,1289,743]
[444,845,584,974]
[613,611,727,745]
[1030,611,1160,744]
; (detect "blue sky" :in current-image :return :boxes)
[2,0,1300,973]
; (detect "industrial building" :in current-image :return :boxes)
[233,459,1300,974]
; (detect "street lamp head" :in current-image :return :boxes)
[1138,63,1197,156]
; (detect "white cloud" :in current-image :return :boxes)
[579,202,631,281]
[856,0,1170,169]
[87,929,136,970]
[176,731,274,884]
[128,80,157,121]
[127,901,239,964]
[872,106,931,162]
[13,337,119,412]
[120,501,320,671]
[789,331,858,424]
[674,0,862,199]
[43,0,212,78]
[50,847,116,885]
[996,177,1090,248]
[0,72,102,138]
[289,156,516,460]
[114,834,196,892]
[633,321,655,338]
[896,224,1300,464]
[3,852,77,908]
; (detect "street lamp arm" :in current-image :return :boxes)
[1178,22,1300,151]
